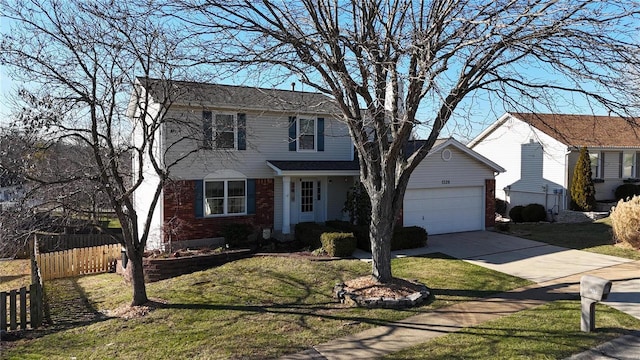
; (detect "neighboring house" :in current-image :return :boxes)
[0,174,25,211]
[469,112,640,214]
[130,79,503,250]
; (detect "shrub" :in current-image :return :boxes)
[295,222,335,249]
[570,147,596,211]
[614,183,640,202]
[320,232,357,257]
[326,220,370,251]
[495,198,508,216]
[610,196,640,249]
[391,226,428,250]
[522,203,547,222]
[220,223,253,248]
[509,205,524,223]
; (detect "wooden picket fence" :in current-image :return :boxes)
[1,242,44,332]
[36,233,121,253]
[36,244,121,281]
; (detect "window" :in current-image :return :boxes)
[623,152,635,178]
[298,118,316,150]
[204,180,246,216]
[203,112,246,150]
[289,116,324,152]
[590,152,601,178]
[214,114,235,149]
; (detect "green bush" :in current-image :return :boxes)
[324,222,427,251]
[391,226,428,250]
[522,203,547,222]
[326,220,370,251]
[509,205,524,223]
[295,222,336,250]
[610,196,640,249]
[220,223,254,248]
[495,198,508,216]
[615,184,640,202]
[320,232,357,257]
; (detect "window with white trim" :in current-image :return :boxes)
[298,118,316,151]
[204,179,246,216]
[623,151,635,178]
[590,152,601,178]
[214,114,236,149]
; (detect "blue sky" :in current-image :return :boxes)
[0,11,613,141]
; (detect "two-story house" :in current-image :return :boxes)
[132,79,504,250]
[469,112,640,214]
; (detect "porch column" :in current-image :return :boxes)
[282,176,291,234]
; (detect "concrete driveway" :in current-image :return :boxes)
[353,230,639,318]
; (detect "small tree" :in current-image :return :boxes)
[571,147,596,211]
[343,182,371,226]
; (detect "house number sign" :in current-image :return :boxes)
[441,180,450,184]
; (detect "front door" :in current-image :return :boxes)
[299,179,316,222]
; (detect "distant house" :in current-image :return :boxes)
[469,112,640,214]
[0,173,25,211]
[130,79,504,250]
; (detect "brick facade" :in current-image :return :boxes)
[485,178,496,228]
[163,179,274,244]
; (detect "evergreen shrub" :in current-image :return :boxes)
[522,203,547,222]
[509,205,524,223]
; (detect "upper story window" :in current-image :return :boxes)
[288,116,324,152]
[298,118,316,151]
[590,152,601,178]
[203,111,246,150]
[214,114,236,149]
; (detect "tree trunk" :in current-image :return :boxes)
[128,250,148,306]
[369,192,396,283]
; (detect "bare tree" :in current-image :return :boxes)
[180,0,640,282]
[0,0,203,305]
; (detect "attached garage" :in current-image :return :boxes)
[402,139,505,235]
[404,187,484,234]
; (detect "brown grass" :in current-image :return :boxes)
[0,259,31,292]
[610,197,640,249]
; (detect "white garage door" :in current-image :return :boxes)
[403,187,484,235]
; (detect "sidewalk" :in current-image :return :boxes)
[281,231,640,360]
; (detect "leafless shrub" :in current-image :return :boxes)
[610,196,640,249]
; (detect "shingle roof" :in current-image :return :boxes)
[267,160,360,172]
[138,78,340,114]
[511,113,640,148]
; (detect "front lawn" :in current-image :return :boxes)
[2,254,531,359]
[508,218,640,260]
[385,300,640,359]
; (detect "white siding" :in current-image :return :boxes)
[407,146,494,189]
[131,100,165,250]
[471,115,568,210]
[603,151,621,179]
[163,108,353,180]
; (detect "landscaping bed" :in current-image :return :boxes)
[118,248,253,282]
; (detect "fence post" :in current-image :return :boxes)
[9,289,17,330]
[19,287,27,330]
[1,291,6,331]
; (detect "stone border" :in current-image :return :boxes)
[333,282,431,309]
